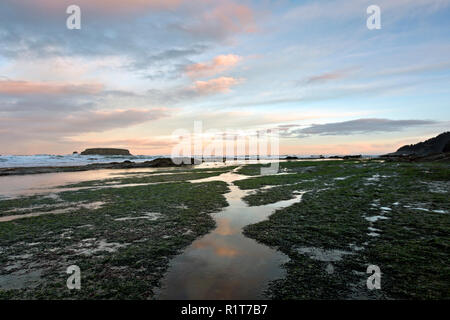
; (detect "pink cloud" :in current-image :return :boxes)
[0,80,103,95]
[307,72,345,83]
[182,2,258,39]
[11,0,183,15]
[63,108,169,132]
[305,68,358,84]
[185,54,242,78]
[193,77,243,94]
[8,0,260,43]
[207,2,257,34]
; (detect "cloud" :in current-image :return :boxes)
[60,109,169,133]
[185,54,242,78]
[0,105,172,154]
[143,76,245,104]
[285,0,450,24]
[65,137,176,151]
[306,72,344,84]
[0,80,103,95]
[1,0,448,156]
[8,0,184,16]
[128,45,209,73]
[178,2,258,40]
[373,61,450,77]
[205,78,421,110]
[0,108,170,138]
[304,68,357,84]
[0,1,256,80]
[193,77,243,94]
[288,119,438,137]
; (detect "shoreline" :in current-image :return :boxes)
[2,153,447,176]
[0,157,317,176]
[0,157,193,176]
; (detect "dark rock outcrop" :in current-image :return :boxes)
[391,132,450,156]
[382,132,450,162]
[343,155,362,160]
[80,148,131,156]
[443,141,450,153]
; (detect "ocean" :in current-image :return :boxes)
[0,154,378,168]
[0,154,163,168]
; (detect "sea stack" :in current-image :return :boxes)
[80,148,131,156]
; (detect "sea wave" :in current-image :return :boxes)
[0,154,164,168]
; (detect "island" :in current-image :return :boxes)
[80,148,132,156]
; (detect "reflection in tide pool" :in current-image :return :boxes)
[156,169,304,300]
[0,167,187,199]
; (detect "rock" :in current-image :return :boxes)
[389,132,450,157]
[381,132,450,162]
[443,141,450,153]
[80,148,131,156]
[73,151,78,154]
[343,155,362,160]
[146,158,178,167]
[0,157,192,176]
[285,156,299,160]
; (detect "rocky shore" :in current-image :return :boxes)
[0,157,193,176]
[380,152,450,162]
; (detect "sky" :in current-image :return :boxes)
[0,0,449,156]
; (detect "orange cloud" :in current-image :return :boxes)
[0,80,103,95]
[185,54,242,78]
[194,77,243,94]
